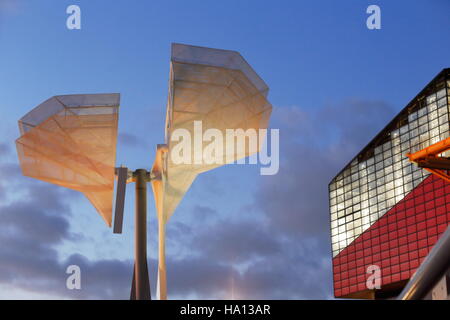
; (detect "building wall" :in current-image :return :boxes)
[333,174,450,297]
[329,72,450,298]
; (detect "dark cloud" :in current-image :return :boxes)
[197,173,225,196]
[238,100,396,299]
[0,98,396,300]
[0,161,79,211]
[322,99,396,159]
[0,186,72,292]
[168,216,332,299]
[190,220,281,263]
[0,181,133,299]
[0,156,131,299]
[0,154,133,298]
[168,217,332,299]
[168,220,193,235]
[255,100,395,237]
[165,219,332,299]
[0,175,331,300]
[165,220,193,246]
[0,0,20,16]
[237,239,332,299]
[26,183,79,216]
[190,205,218,221]
[118,132,144,148]
[0,162,20,175]
[1,203,71,244]
[64,254,133,299]
[167,256,233,299]
[0,143,10,156]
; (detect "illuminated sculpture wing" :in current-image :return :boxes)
[151,43,272,299]
[16,93,120,226]
[155,43,272,223]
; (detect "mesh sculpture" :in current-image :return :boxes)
[14,43,272,300]
[152,43,272,299]
[16,94,119,226]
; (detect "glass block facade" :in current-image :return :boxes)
[329,69,450,298]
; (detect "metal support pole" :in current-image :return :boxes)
[132,169,151,300]
[158,218,167,300]
[398,225,450,300]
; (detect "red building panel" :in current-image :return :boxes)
[333,174,450,298]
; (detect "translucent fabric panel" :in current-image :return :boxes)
[171,43,269,97]
[16,94,119,226]
[18,97,65,135]
[152,44,273,299]
[156,43,272,224]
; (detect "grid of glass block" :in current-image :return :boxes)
[329,87,449,257]
[333,174,450,297]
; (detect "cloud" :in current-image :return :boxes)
[1,202,71,244]
[0,179,133,299]
[0,173,331,300]
[0,0,18,13]
[190,219,282,263]
[0,98,396,300]
[173,218,332,299]
[236,100,395,299]
[64,254,133,299]
[0,143,10,156]
[0,186,73,292]
[0,0,21,25]
[255,100,395,237]
[190,205,218,221]
[236,238,332,299]
[167,256,234,299]
[118,132,145,148]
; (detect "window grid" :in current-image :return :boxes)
[333,175,450,297]
[329,84,450,297]
[329,88,449,257]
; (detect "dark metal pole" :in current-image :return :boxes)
[398,225,450,300]
[133,169,151,300]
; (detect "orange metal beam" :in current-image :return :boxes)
[423,168,450,184]
[406,137,450,183]
[406,137,450,161]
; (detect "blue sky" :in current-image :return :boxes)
[0,0,449,299]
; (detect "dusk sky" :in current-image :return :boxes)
[0,0,449,299]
